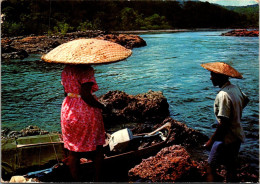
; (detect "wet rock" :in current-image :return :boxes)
[128,145,206,182]
[96,34,147,49]
[221,29,259,37]
[1,44,29,60]
[99,90,169,126]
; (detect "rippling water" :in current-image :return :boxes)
[2,30,259,167]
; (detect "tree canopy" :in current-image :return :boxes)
[1,0,258,37]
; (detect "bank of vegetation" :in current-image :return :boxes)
[1,1,259,37]
[224,4,259,28]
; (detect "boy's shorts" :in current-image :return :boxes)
[208,140,241,169]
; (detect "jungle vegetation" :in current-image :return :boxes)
[1,0,259,37]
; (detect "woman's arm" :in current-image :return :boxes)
[204,116,229,150]
[80,82,105,109]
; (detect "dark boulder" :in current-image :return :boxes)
[51,40,61,48]
[1,42,29,60]
[1,49,28,60]
[99,90,169,126]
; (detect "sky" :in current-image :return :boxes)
[199,0,259,6]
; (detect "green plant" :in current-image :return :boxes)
[120,7,142,30]
[2,21,24,36]
[140,14,171,30]
[53,21,73,36]
[77,21,93,31]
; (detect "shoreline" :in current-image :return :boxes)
[2,28,258,60]
[113,27,259,34]
[2,28,259,39]
[111,28,232,34]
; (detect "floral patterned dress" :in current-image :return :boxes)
[60,65,105,152]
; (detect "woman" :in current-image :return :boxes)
[61,64,106,182]
[41,38,132,181]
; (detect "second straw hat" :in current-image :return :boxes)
[201,62,243,79]
[41,38,132,65]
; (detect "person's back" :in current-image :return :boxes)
[201,62,249,182]
[215,82,248,144]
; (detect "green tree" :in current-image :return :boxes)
[120,7,142,30]
[141,14,171,30]
[2,21,24,36]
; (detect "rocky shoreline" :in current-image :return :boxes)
[2,29,259,60]
[221,29,259,37]
[1,31,146,60]
[1,90,258,182]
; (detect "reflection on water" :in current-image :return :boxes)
[2,31,259,167]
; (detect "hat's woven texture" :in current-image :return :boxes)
[41,39,132,65]
[201,62,243,79]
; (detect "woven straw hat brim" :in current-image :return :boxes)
[41,38,132,65]
[201,62,243,79]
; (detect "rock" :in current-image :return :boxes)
[159,117,209,148]
[1,31,147,59]
[7,131,22,138]
[1,44,29,60]
[96,34,147,49]
[1,125,50,139]
[1,127,11,137]
[51,40,61,48]
[236,162,259,182]
[2,125,49,139]
[20,125,49,137]
[128,145,206,182]
[99,90,169,126]
[221,29,259,37]
[2,45,18,53]
[1,38,12,45]
[1,127,22,139]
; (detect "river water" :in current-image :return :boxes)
[2,30,259,169]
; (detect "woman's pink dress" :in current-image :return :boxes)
[61,65,105,152]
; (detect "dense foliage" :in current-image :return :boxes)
[1,0,258,37]
[224,4,259,28]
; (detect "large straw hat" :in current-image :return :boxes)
[201,62,243,79]
[41,38,132,65]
